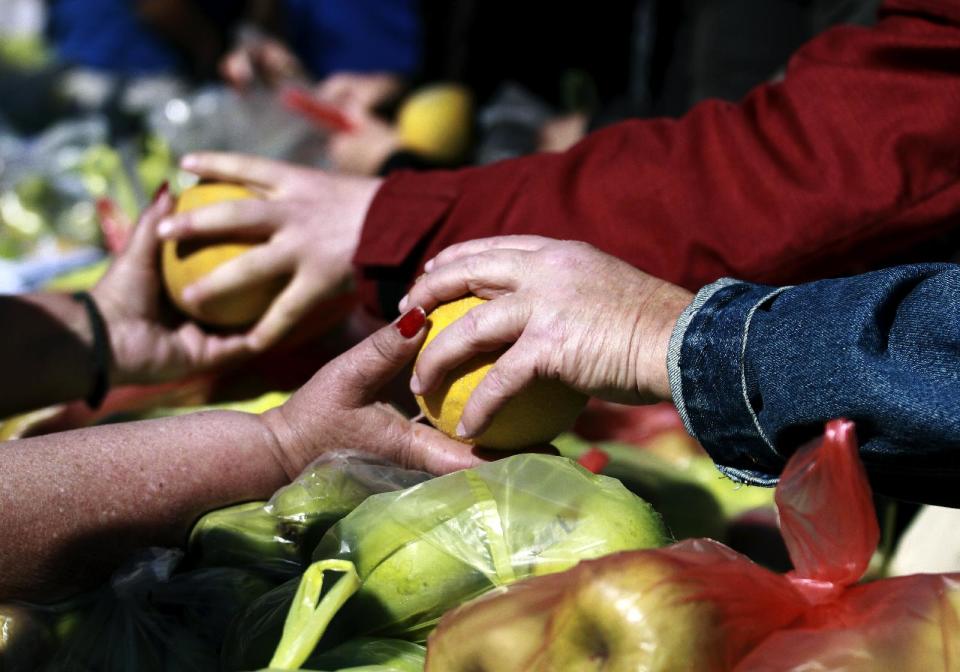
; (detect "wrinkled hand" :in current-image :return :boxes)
[220,34,305,89]
[91,185,254,386]
[399,236,694,439]
[158,153,382,350]
[262,307,482,476]
[315,72,404,115]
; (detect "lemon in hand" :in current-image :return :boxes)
[415,297,587,450]
[162,183,284,328]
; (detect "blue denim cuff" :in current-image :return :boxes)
[668,279,791,486]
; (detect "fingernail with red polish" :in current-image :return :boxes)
[151,180,170,204]
[396,307,426,338]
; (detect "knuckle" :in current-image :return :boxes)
[458,308,483,343]
[481,365,512,397]
[368,330,397,364]
[463,254,486,278]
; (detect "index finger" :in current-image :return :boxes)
[181,152,291,191]
[425,235,552,272]
[400,248,528,314]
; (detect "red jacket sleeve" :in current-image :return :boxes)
[353,0,960,317]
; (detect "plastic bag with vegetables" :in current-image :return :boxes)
[426,420,960,671]
[256,638,425,672]
[190,452,432,575]
[0,603,54,672]
[39,548,275,672]
[248,454,666,670]
[556,433,773,542]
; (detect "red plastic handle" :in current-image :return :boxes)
[280,86,355,133]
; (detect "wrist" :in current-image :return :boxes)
[259,406,311,480]
[335,175,383,266]
[88,286,130,387]
[635,286,694,402]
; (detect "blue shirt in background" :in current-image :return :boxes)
[47,0,240,76]
[47,0,420,79]
[284,0,420,78]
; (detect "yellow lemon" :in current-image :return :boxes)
[162,183,283,328]
[415,296,588,450]
[397,84,473,164]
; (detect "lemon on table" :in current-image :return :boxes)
[397,84,473,164]
[162,183,284,328]
[415,296,588,450]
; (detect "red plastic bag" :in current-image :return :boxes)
[427,420,960,671]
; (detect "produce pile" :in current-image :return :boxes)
[3,415,959,671]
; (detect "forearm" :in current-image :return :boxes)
[0,294,95,418]
[0,410,288,600]
[355,2,960,317]
[670,264,960,505]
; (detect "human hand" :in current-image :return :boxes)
[91,184,254,386]
[262,307,482,476]
[315,72,404,115]
[328,110,400,176]
[220,32,305,89]
[399,236,694,440]
[157,153,382,350]
[538,113,588,153]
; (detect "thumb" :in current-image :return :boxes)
[123,182,173,266]
[330,307,427,405]
[404,422,485,474]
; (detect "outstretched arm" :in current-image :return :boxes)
[0,308,478,600]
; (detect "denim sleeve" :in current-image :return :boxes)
[668,264,960,506]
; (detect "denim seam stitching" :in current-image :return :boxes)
[668,278,740,439]
[738,286,794,460]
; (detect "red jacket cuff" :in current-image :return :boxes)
[352,169,462,317]
[353,169,463,268]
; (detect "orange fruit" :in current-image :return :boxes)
[162,183,283,328]
[415,296,588,449]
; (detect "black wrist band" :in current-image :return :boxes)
[72,291,111,409]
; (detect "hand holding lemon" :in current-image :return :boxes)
[160,155,379,350]
[415,296,587,450]
[162,183,283,328]
[404,236,694,444]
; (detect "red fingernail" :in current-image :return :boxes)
[396,307,426,338]
[578,447,610,474]
[151,180,170,204]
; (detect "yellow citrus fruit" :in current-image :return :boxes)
[415,296,588,450]
[397,84,473,164]
[162,183,283,328]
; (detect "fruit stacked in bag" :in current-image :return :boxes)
[427,420,960,672]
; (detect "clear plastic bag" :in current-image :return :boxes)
[556,433,773,542]
[0,548,276,672]
[256,454,667,669]
[426,420,960,671]
[255,638,425,672]
[301,637,425,672]
[42,549,218,672]
[0,603,54,672]
[189,452,432,576]
[147,86,328,167]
